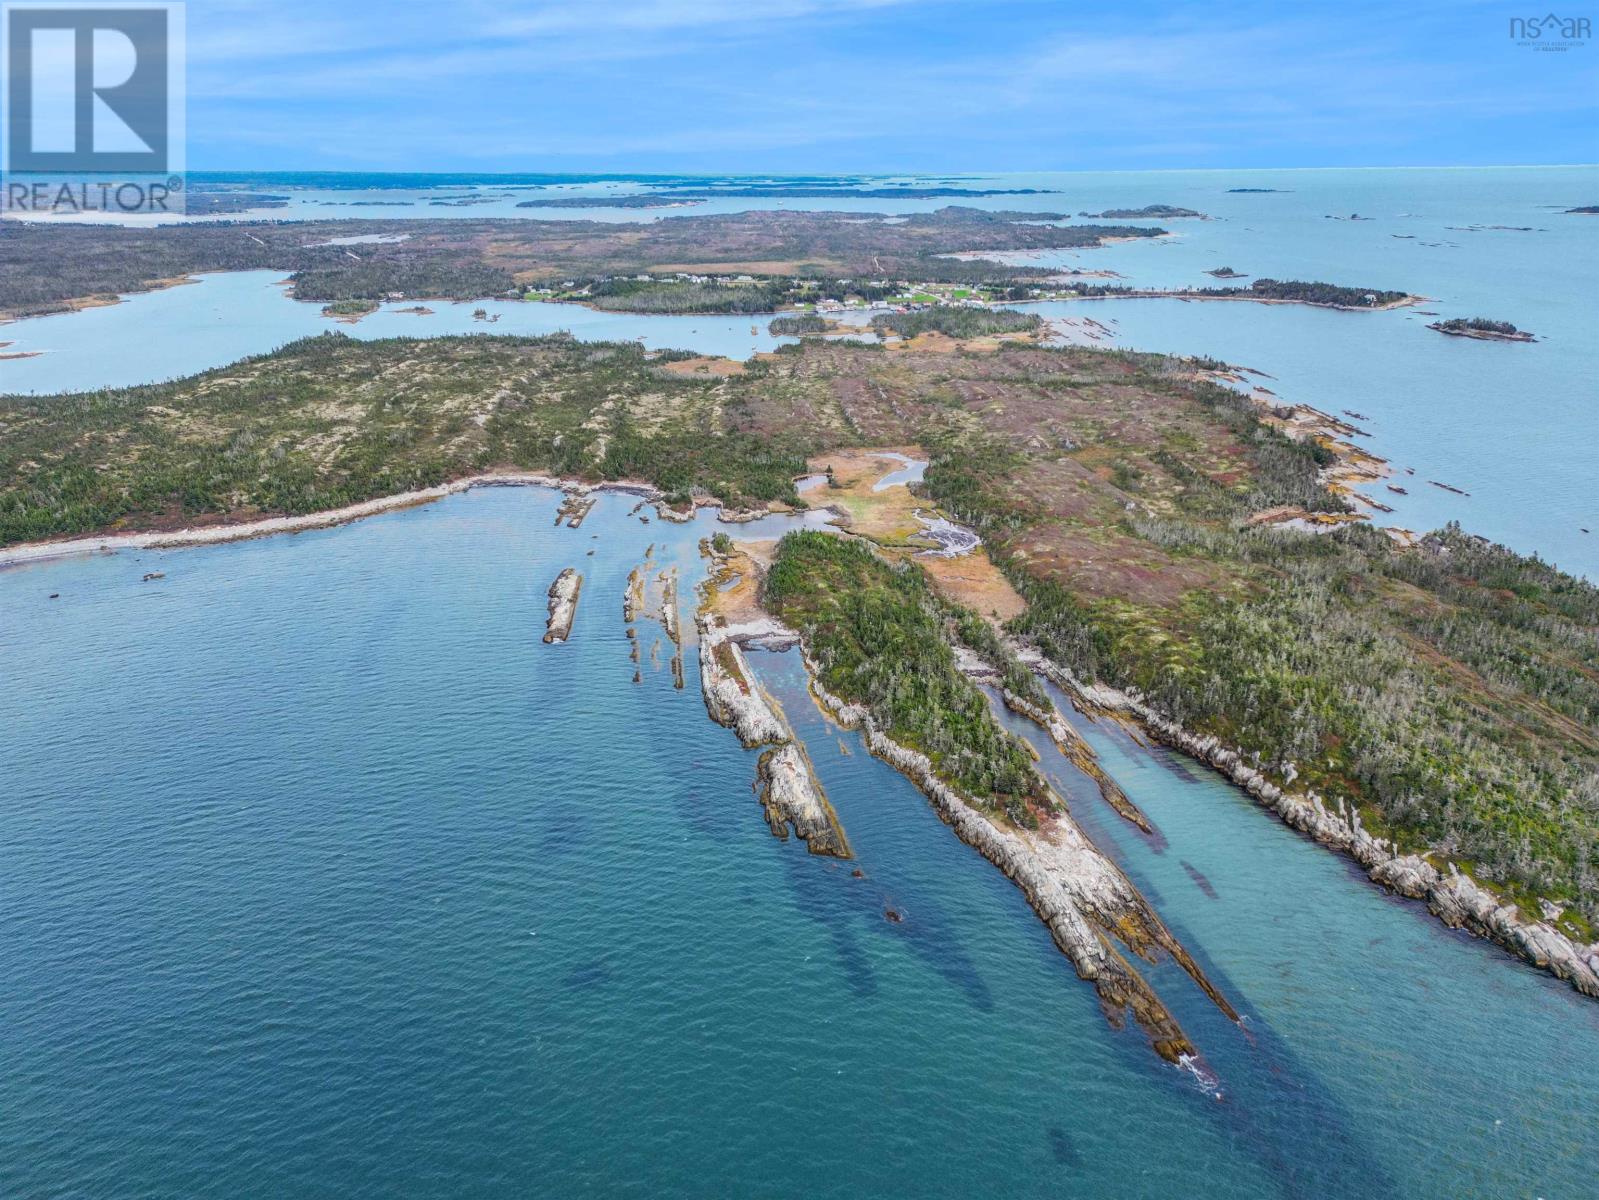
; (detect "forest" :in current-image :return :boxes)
[869,306,1042,338]
[763,531,1049,827]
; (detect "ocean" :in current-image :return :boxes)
[3,486,1597,1198]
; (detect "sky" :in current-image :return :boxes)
[179,0,1598,172]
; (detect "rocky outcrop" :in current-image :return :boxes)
[1002,690,1154,835]
[624,566,645,622]
[757,742,852,858]
[803,660,1237,1063]
[555,491,597,527]
[696,568,852,859]
[697,614,787,748]
[543,568,582,643]
[1026,654,1599,998]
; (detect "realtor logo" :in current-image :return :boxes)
[1,2,185,213]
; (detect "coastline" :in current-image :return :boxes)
[0,471,664,569]
[1023,653,1599,999]
[796,644,1237,1068]
[0,273,201,325]
[1032,290,1423,313]
[7,426,1592,1005]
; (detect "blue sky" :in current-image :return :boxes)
[185,0,1598,171]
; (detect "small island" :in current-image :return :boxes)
[1226,187,1288,193]
[1079,205,1203,219]
[768,314,829,336]
[1205,266,1247,279]
[1564,205,1599,214]
[1427,317,1536,343]
[320,298,380,323]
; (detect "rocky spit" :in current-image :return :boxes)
[756,742,852,858]
[697,607,851,858]
[801,654,1237,1063]
[623,566,646,623]
[543,568,582,644]
[1001,690,1154,835]
[1024,653,1599,999]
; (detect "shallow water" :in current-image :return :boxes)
[2,166,1593,574]
[2,487,1596,1197]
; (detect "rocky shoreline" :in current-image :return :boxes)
[756,742,852,858]
[1001,690,1155,835]
[695,586,852,858]
[799,654,1237,1064]
[543,568,582,643]
[0,470,791,571]
[1427,321,1536,343]
[0,472,655,569]
[1022,652,1599,998]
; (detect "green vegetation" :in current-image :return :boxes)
[0,207,1163,320]
[1078,205,1202,218]
[320,298,379,318]
[914,381,1596,921]
[1221,279,1410,306]
[0,333,806,545]
[869,306,1041,339]
[1433,317,1523,335]
[768,314,829,335]
[1061,279,1411,307]
[764,531,1048,826]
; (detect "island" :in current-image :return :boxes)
[516,195,707,209]
[320,298,380,323]
[1078,205,1203,218]
[1563,205,1599,214]
[767,314,829,335]
[1427,317,1536,342]
[1205,266,1247,278]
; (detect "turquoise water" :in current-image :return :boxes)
[2,166,1593,575]
[3,487,1597,1197]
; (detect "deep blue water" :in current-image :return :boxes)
[4,487,1597,1197]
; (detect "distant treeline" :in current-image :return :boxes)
[1064,278,1411,307]
[870,306,1042,339]
[0,207,1161,320]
